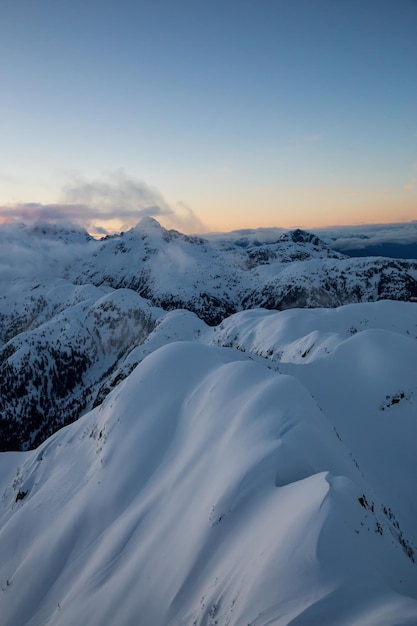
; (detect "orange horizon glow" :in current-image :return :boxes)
[187,194,417,235]
[0,183,415,237]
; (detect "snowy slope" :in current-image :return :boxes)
[1,218,417,450]
[210,300,417,363]
[1,221,417,624]
[65,218,417,322]
[209,301,417,570]
[1,337,417,625]
[0,285,162,450]
[1,218,417,326]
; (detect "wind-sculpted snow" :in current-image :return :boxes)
[1,341,417,625]
[1,220,417,623]
[209,301,417,572]
[210,300,417,363]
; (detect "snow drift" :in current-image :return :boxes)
[1,319,417,624]
[1,219,417,625]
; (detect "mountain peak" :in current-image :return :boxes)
[135,216,164,231]
[29,221,93,244]
[281,228,323,246]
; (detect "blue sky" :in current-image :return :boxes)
[1,0,416,233]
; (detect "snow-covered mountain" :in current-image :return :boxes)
[2,218,417,452]
[66,217,417,322]
[2,217,416,323]
[0,282,160,450]
[1,302,417,625]
[1,220,417,624]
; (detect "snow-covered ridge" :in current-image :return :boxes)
[68,220,416,323]
[1,220,417,624]
[1,218,416,323]
[1,220,417,451]
[0,284,161,450]
[1,312,417,624]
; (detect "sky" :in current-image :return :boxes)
[1,0,416,235]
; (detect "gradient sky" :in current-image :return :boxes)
[1,0,417,234]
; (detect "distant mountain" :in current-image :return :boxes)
[65,218,417,323]
[1,218,417,452]
[1,220,417,624]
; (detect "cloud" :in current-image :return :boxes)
[170,201,208,234]
[0,202,90,224]
[62,172,207,234]
[62,173,171,220]
[315,221,417,252]
[0,172,207,236]
[0,221,91,281]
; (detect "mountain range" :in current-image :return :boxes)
[1,218,417,625]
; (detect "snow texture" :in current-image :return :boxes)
[0,220,417,625]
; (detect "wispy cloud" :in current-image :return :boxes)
[0,202,90,224]
[315,221,417,252]
[63,172,207,233]
[0,172,207,235]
